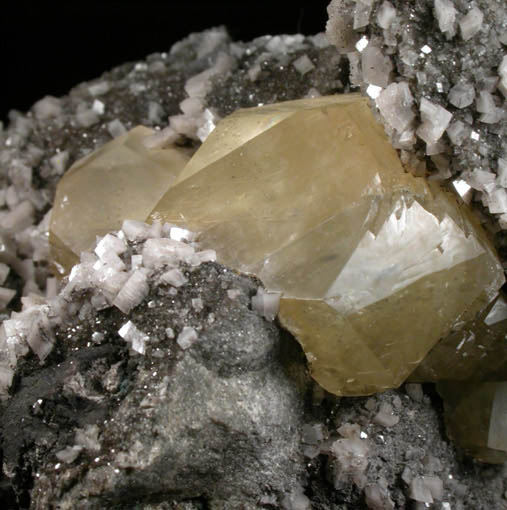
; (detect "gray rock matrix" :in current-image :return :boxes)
[0,0,506,509]
[1,256,303,509]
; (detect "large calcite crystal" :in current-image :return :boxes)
[50,126,190,273]
[147,94,505,395]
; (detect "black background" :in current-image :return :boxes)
[1,0,331,123]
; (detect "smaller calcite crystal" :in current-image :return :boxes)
[50,126,190,273]
[412,293,507,383]
[437,380,507,464]
[411,293,507,462]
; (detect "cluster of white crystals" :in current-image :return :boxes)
[0,111,56,313]
[295,389,459,509]
[326,0,507,232]
[0,219,217,399]
[165,32,238,144]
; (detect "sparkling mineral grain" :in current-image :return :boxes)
[50,126,190,273]
[147,94,505,396]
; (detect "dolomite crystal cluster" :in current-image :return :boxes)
[326,0,507,237]
[50,93,505,434]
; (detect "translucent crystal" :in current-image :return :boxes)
[438,380,507,463]
[411,293,507,462]
[147,94,505,396]
[411,293,507,383]
[50,126,190,273]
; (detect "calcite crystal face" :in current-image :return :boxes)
[147,94,505,395]
[437,381,507,464]
[50,126,190,273]
[51,94,505,398]
[412,293,507,383]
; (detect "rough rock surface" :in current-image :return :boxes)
[1,257,304,509]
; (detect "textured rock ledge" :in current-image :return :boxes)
[1,223,304,509]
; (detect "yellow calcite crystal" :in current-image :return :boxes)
[412,294,507,463]
[50,126,190,273]
[147,94,505,395]
[412,293,507,383]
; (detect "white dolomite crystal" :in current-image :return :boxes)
[122,220,158,242]
[49,151,69,175]
[160,268,187,288]
[251,287,281,322]
[459,7,484,41]
[416,98,452,145]
[33,96,62,120]
[95,234,127,259]
[446,120,469,146]
[376,82,415,133]
[142,238,195,268]
[497,158,507,188]
[107,119,128,138]
[176,326,198,350]
[448,82,475,109]
[1,201,35,235]
[118,321,149,355]
[56,445,84,464]
[361,45,392,87]
[488,188,507,214]
[376,1,396,29]
[292,54,315,75]
[476,91,496,114]
[88,81,110,96]
[434,0,457,37]
[113,270,149,314]
[354,0,374,29]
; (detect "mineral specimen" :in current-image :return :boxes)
[1,225,304,507]
[50,126,190,274]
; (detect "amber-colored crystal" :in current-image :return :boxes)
[413,294,507,463]
[148,94,504,396]
[49,96,505,396]
[412,293,507,383]
[50,126,190,273]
